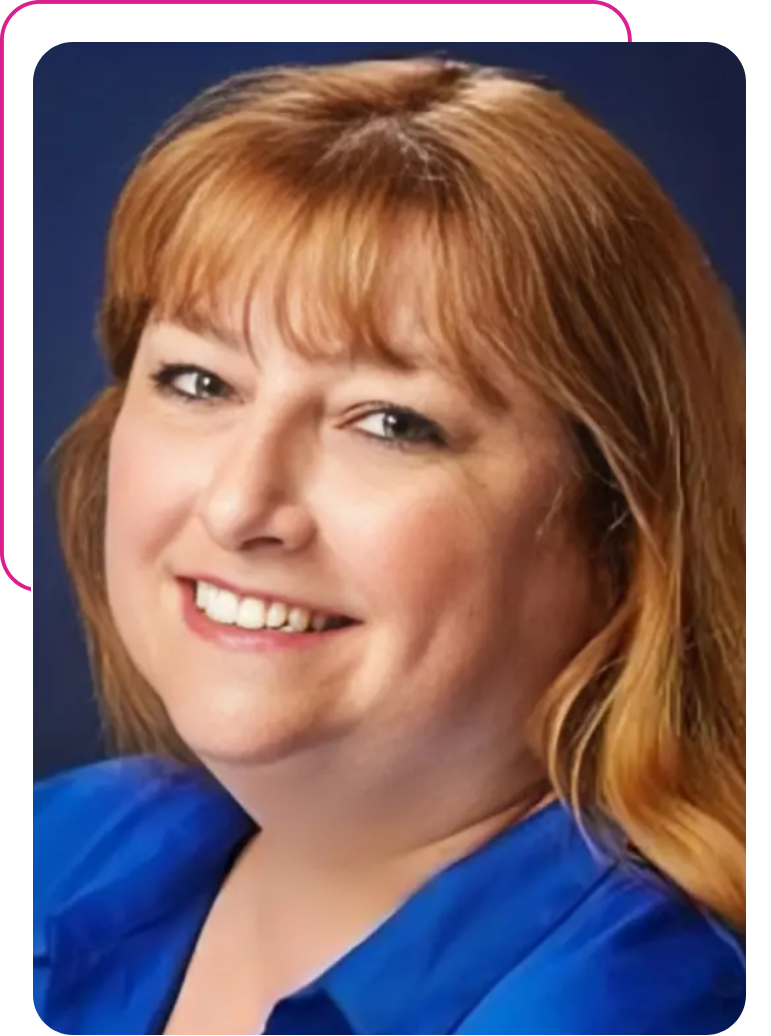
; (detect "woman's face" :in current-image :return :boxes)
[105,288,600,777]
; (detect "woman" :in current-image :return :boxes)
[34,57,745,1035]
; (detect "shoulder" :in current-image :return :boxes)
[35,753,194,818]
[34,754,175,882]
[34,756,251,948]
[35,754,206,872]
[460,863,745,1035]
[34,757,253,1032]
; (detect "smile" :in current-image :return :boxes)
[177,580,358,650]
[194,580,353,634]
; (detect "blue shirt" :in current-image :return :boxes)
[34,756,745,1035]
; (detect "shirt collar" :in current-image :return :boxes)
[39,762,614,1034]
[295,800,614,1035]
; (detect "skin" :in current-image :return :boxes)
[104,281,603,1033]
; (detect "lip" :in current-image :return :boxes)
[178,579,360,652]
[181,573,356,621]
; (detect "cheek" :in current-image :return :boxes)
[323,469,512,624]
[334,459,593,696]
[104,414,197,593]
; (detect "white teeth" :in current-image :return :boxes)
[288,606,312,632]
[236,597,266,630]
[193,581,345,633]
[266,601,289,629]
[205,588,239,624]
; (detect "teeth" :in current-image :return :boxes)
[288,606,312,632]
[207,588,239,624]
[266,601,288,629]
[194,581,341,634]
[196,581,211,609]
[236,597,266,630]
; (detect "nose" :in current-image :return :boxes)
[195,419,317,555]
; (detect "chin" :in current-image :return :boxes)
[157,676,343,768]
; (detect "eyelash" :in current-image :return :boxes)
[149,363,448,451]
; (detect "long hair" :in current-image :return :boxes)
[52,57,745,931]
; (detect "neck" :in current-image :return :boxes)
[206,735,551,877]
[200,743,552,1003]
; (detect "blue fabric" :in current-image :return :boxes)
[34,757,745,1035]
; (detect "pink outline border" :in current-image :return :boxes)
[1,3,632,593]
[7,0,634,20]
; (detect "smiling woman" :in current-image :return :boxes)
[35,57,745,1036]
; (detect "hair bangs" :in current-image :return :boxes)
[105,118,521,408]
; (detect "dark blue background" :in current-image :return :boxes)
[33,43,745,779]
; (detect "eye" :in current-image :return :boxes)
[150,364,234,403]
[351,405,447,449]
